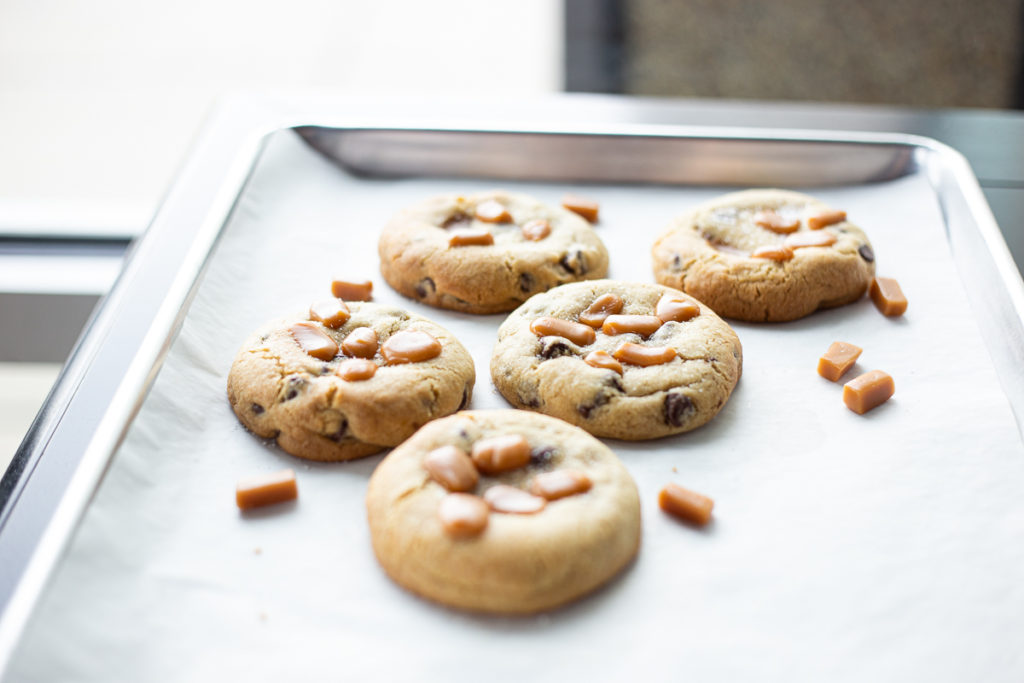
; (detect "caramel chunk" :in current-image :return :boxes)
[521,219,551,241]
[843,370,894,414]
[753,210,799,234]
[601,314,663,338]
[750,245,794,261]
[584,350,623,375]
[612,342,677,367]
[578,293,624,328]
[529,316,596,346]
[474,199,511,223]
[289,322,338,361]
[561,194,599,223]
[484,484,547,514]
[381,330,442,365]
[338,358,377,381]
[869,277,907,316]
[342,327,378,359]
[438,493,489,538]
[655,294,700,324]
[658,483,714,526]
[530,469,592,501]
[309,299,351,329]
[423,445,479,492]
[817,341,862,382]
[448,228,494,247]
[807,209,847,230]
[471,434,531,475]
[236,469,298,510]
[785,230,837,249]
[330,279,373,301]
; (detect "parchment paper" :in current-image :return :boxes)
[9,130,1024,682]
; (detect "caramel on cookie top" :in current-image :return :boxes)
[423,432,595,538]
[440,196,559,248]
[528,291,700,370]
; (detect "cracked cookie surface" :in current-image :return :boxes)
[651,189,876,322]
[366,410,641,614]
[378,190,609,314]
[490,280,742,440]
[227,302,475,462]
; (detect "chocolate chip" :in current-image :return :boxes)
[285,389,298,400]
[458,385,470,410]
[519,393,541,408]
[328,419,348,442]
[663,393,694,427]
[415,278,436,299]
[558,249,588,276]
[441,212,472,229]
[530,446,555,467]
[672,253,682,269]
[858,244,875,262]
[538,338,576,360]
[607,376,624,393]
[320,365,331,375]
[519,272,534,293]
[251,403,264,415]
[578,390,612,419]
[283,375,305,401]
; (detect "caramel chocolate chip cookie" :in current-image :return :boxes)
[378,190,609,314]
[651,189,876,322]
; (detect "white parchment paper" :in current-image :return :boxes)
[9,130,1024,682]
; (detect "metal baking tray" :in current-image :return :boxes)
[2,94,1023,680]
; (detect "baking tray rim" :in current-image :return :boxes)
[2,95,1022,675]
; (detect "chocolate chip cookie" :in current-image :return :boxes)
[490,280,742,440]
[378,190,609,314]
[365,410,641,614]
[651,189,876,322]
[227,301,475,462]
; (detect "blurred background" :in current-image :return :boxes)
[1,0,1023,467]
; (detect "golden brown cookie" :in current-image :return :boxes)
[227,301,475,462]
[365,410,641,614]
[651,189,876,321]
[490,280,742,440]
[378,190,609,314]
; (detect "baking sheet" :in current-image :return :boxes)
[8,129,1024,681]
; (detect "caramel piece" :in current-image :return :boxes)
[474,199,511,223]
[658,483,714,526]
[236,469,298,510]
[817,341,862,382]
[807,209,847,230]
[753,210,799,234]
[521,219,551,241]
[612,342,677,367]
[578,293,623,328]
[530,469,592,501]
[561,194,599,223]
[869,277,908,317]
[785,230,837,249]
[309,299,351,329]
[381,330,442,365]
[330,279,373,301]
[843,370,894,415]
[448,228,494,247]
[342,327,378,359]
[584,350,623,375]
[438,493,489,538]
[655,294,700,324]
[289,322,338,361]
[484,485,547,514]
[601,314,663,338]
[750,245,794,261]
[423,445,479,492]
[529,316,596,346]
[471,434,531,475]
[338,358,377,381]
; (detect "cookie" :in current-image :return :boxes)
[651,189,876,322]
[378,190,609,314]
[227,301,475,462]
[490,280,742,440]
[365,410,641,614]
